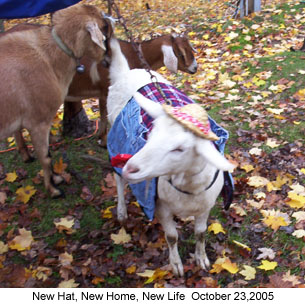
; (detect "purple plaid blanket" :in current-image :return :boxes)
[139,83,192,136]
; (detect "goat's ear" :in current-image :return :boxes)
[86,21,106,50]
[161,45,178,73]
[196,139,235,172]
[134,93,164,119]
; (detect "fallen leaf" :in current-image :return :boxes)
[248,176,269,188]
[239,265,256,280]
[53,157,67,175]
[249,148,262,156]
[59,252,73,267]
[5,171,17,182]
[208,222,226,234]
[282,270,301,286]
[102,205,115,219]
[210,257,238,274]
[263,215,287,231]
[0,241,8,254]
[292,211,305,223]
[232,240,251,252]
[126,265,137,274]
[144,268,168,284]
[240,164,254,173]
[266,138,280,148]
[257,260,278,271]
[9,228,34,251]
[286,192,305,209]
[54,217,75,234]
[111,227,131,244]
[58,279,79,288]
[16,185,36,204]
[292,229,305,239]
[257,248,276,260]
[137,269,155,278]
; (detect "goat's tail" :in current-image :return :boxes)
[109,37,130,85]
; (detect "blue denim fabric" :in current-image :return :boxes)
[108,91,234,220]
[107,97,156,220]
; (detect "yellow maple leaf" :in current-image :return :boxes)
[111,227,131,244]
[58,279,79,288]
[53,157,68,174]
[9,228,34,251]
[300,168,305,175]
[286,192,305,209]
[208,223,226,234]
[240,164,254,173]
[144,268,168,284]
[239,265,256,280]
[5,171,18,182]
[263,215,287,231]
[210,257,238,274]
[257,260,278,271]
[16,185,36,204]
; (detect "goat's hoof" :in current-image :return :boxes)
[51,174,64,186]
[171,262,184,278]
[196,255,210,271]
[117,213,128,224]
[50,188,65,199]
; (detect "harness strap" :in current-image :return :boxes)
[167,169,220,195]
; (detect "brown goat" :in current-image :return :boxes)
[0,4,113,198]
[4,24,196,154]
[65,34,197,144]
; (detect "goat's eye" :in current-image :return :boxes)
[171,147,184,153]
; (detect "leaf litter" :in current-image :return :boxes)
[0,0,304,288]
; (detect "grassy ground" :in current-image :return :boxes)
[0,0,304,288]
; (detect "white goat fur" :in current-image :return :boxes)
[107,38,235,277]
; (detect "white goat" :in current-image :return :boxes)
[107,38,235,277]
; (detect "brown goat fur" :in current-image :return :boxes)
[0,4,112,198]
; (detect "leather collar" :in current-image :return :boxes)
[168,169,220,195]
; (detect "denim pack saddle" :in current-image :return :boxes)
[107,83,234,220]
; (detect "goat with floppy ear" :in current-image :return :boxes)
[107,37,235,277]
[0,4,112,198]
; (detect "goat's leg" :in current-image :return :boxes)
[14,130,34,163]
[30,125,63,198]
[98,94,108,147]
[194,212,210,270]
[114,173,127,222]
[156,206,184,277]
